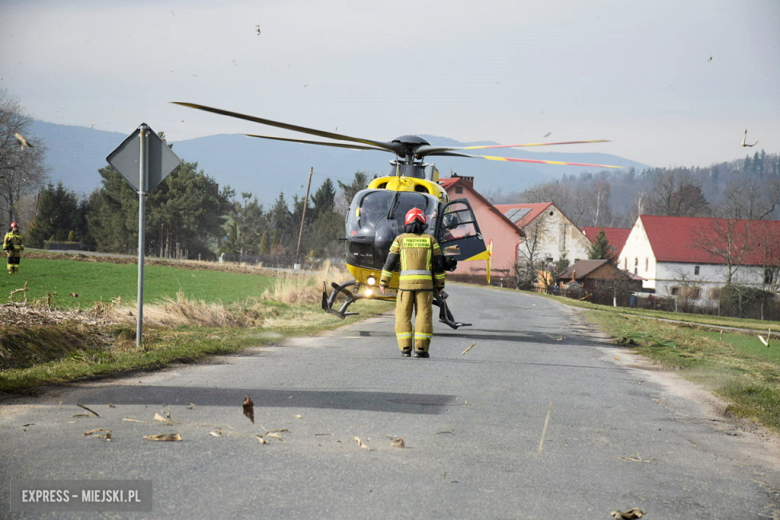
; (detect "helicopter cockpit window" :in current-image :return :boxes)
[346,190,438,237]
[440,201,478,240]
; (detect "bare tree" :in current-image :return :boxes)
[693,219,755,285]
[0,90,48,225]
[514,213,548,289]
[647,170,709,217]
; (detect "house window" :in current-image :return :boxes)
[683,287,701,299]
[671,286,680,296]
[455,186,463,194]
[765,268,775,285]
[710,287,721,300]
[694,265,700,275]
[549,211,554,217]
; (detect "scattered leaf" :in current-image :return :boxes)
[267,428,289,433]
[614,356,620,361]
[461,343,476,355]
[243,396,254,424]
[257,435,268,445]
[153,413,173,425]
[166,409,172,420]
[315,433,333,436]
[209,430,223,437]
[22,423,34,427]
[143,433,182,442]
[108,404,116,408]
[436,429,455,435]
[265,433,284,442]
[122,418,145,423]
[96,432,113,441]
[187,403,196,410]
[619,453,652,463]
[76,404,100,417]
[610,508,645,519]
[294,414,302,419]
[354,437,370,450]
[72,413,91,418]
[83,428,111,436]
[391,438,405,448]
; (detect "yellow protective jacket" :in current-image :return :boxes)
[380,232,445,291]
[3,231,23,253]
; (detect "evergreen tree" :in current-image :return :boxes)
[29,182,82,246]
[258,230,270,255]
[588,228,615,262]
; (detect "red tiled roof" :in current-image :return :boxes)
[582,227,631,256]
[439,177,524,237]
[494,203,552,229]
[640,215,780,266]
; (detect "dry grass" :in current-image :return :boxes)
[262,261,351,305]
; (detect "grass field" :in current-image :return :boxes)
[1,258,275,308]
[0,256,393,392]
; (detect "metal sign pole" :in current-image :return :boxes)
[294,167,313,269]
[137,124,148,348]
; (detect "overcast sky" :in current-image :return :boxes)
[1,0,778,168]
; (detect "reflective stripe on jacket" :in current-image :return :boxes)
[3,232,23,251]
[380,232,444,290]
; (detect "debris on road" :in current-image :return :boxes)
[122,418,145,423]
[354,437,370,450]
[209,429,223,437]
[72,413,91,418]
[294,414,302,419]
[84,428,113,441]
[154,413,173,425]
[243,396,255,424]
[461,343,476,355]
[390,438,405,448]
[257,435,268,444]
[610,507,645,519]
[108,404,116,408]
[187,403,196,410]
[83,428,111,436]
[77,404,100,417]
[435,429,455,435]
[619,453,652,463]
[143,433,182,442]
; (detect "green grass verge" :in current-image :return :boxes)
[0,299,392,393]
[1,258,275,308]
[586,311,780,433]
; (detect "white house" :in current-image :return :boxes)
[618,215,780,303]
[495,202,593,267]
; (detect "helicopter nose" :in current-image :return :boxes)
[374,221,395,256]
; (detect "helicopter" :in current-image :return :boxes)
[173,102,621,328]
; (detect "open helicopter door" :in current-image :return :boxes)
[434,199,487,329]
[437,199,487,262]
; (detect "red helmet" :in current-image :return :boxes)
[10,222,18,229]
[405,208,427,225]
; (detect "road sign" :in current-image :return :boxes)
[107,123,180,192]
[106,124,181,347]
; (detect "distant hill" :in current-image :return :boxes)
[30,120,650,206]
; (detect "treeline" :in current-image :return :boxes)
[491,151,780,228]
[27,158,369,262]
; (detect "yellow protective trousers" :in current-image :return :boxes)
[395,289,433,353]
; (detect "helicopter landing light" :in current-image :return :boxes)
[365,288,374,297]
[367,276,376,286]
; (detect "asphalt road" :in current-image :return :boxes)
[1,285,779,519]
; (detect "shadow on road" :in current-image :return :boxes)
[65,387,458,415]
[436,329,606,347]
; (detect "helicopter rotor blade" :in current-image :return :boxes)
[173,102,401,153]
[416,139,609,156]
[448,153,623,169]
[245,134,392,152]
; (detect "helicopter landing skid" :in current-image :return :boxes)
[321,280,361,319]
[433,290,471,330]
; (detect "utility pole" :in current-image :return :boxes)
[294,167,313,270]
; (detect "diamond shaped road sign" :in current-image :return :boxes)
[107,123,181,192]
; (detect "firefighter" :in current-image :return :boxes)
[3,222,24,274]
[379,208,446,358]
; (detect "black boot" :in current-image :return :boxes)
[401,350,411,357]
[414,351,430,359]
